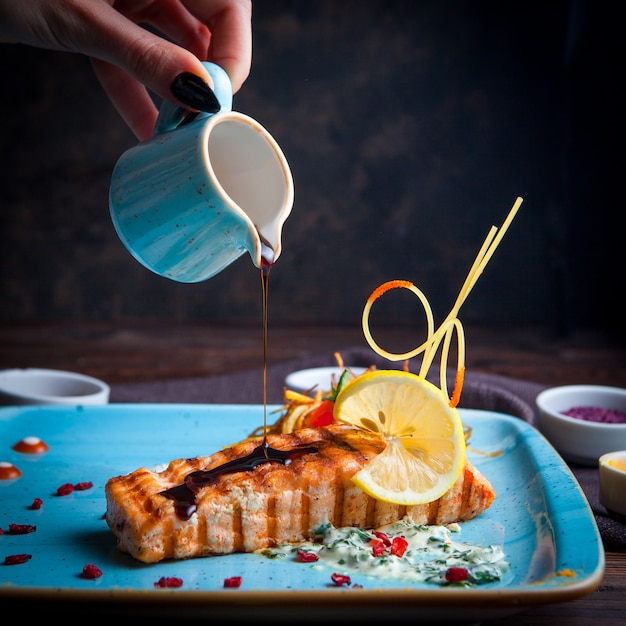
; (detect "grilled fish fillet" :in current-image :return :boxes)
[105,423,495,564]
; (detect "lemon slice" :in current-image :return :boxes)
[333,369,466,505]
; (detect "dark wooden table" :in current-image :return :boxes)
[0,321,624,624]
[1,321,625,387]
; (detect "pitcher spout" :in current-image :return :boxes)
[247,210,290,269]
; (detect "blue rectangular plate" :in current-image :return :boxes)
[0,405,604,621]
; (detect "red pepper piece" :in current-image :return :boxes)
[303,399,335,428]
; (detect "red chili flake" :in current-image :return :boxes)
[331,572,351,586]
[4,554,32,565]
[390,536,408,557]
[74,482,93,491]
[223,576,242,588]
[372,530,391,546]
[56,483,74,496]
[445,566,469,582]
[296,548,319,562]
[371,538,386,557]
[82,564,103,579]
[30,498,43,510]
[8,523,36,535]
[154,576,183,588]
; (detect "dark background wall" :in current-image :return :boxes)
[0,1,623,338]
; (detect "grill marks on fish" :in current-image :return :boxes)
[104,423,494,563]
[160,440,319,519]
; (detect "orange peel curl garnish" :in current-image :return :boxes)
[362,197,522,407]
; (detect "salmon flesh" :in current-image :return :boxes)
[105,423,495,563]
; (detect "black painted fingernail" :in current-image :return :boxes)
[170,72,220,113]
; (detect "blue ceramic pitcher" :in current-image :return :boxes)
[109,63,294,282]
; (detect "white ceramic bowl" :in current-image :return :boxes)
[0,368,110,406]
[285,366,367,394]
[535,384,626,466]
[599,450,626,521]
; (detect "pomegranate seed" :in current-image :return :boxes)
[154,576,183,588]
[224,576,242,588]
[4,554,32,565]
[82,564,103,579]
[296,549,319,562]
[445,566,469,582]
[372,530,391,546]
[371,539,386,557]
[30,498,43,510]
[74,482,93,491]
[331,572,351,586]
[8,523,36,535]
[56,483,74,496]
[390,536,408,557]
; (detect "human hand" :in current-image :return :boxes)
[0,0,252,140]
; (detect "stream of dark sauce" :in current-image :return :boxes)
[160,237,317,521]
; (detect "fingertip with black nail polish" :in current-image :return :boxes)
[170,72,220,113]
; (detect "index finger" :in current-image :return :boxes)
[182,0,252,92]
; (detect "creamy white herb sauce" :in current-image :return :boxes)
[262,516,509,586]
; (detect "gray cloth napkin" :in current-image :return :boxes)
[111,345,625,551]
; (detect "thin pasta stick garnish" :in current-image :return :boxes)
[362,197,523,407]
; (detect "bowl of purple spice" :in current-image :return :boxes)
[535,385,626,466]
